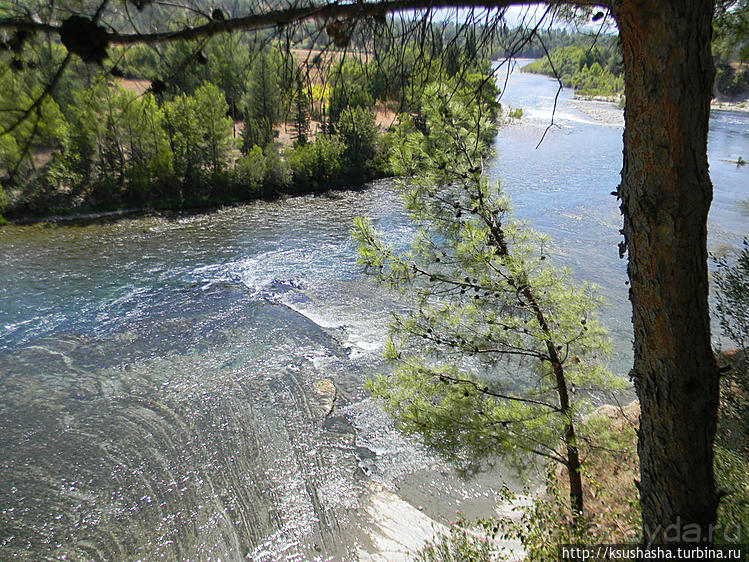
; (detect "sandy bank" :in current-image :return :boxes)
[568,95,749,128]
[569,97,624,127]
[360,481,527,560]
[359,482,448,561]
[711,98,749,114]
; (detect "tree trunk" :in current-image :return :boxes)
[523,284,585,522]
[612,0,719,543]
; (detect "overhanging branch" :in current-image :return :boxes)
[0,0,611,47]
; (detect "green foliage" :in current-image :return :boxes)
[525,45,624,97]
[499,480,592,561]
[119,92,174,198]
[63,80,108,190]
[714,1,749,64]
[117,44,161,80]
[328,61,375,123]
[165,82,234,185]
[715,445,749,542]
[484,28,619,61]
[444,42,462,78]
[163,92,202,187]
[192,82,235,176]
[416,413,747,557]
[0,33,502,216]
[291,76,311,147]
[713,239,749,540]
[285,136,344,191]
[355,90,620,499]
[568,63,624,98]
[232,144,265,195]
[459,70,503,126]
[50,80,174,199]
[241,117,274,153]
[242,50,284,151]
[413,405,642,561]
[412,514,500,561]
[261,144,292,193]
[714,238,749,369]
[715,63,749,97]
[0,63,69,187]
[413,478,601,562]
[203,34,254,119]
[336,106,379,173]
[508,107,523,119]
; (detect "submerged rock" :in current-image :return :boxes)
[311,378,337,418]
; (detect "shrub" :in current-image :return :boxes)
[261,144,292,194]
[336,106,379,174]
[715,445,749,543]
[232,144,265,195]
[328,61,375,123]
[508,107,523,119]
[285,136,345,191]
[714,238,749,371]
[412,514,500,561]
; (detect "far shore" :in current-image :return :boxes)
[0,177,377,228]
[567,93,749,128]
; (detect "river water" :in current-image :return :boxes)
[1,61,747,560]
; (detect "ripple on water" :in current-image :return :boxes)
[0,285,381,560]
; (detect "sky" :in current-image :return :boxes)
[429,4,617,33]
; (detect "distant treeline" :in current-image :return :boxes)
[6,9,743,220]
[0,31,500,220]
[517,8,749,99]
[523,42,624,98]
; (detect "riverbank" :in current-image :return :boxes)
[712,97,749,113]
[0,175,381,227]
[566,94,749,129]
[568,96,624,127]
[271,353,746,557]
[361,482,528,561]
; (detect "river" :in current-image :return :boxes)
[1,60,747,560]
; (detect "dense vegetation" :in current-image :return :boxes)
[401,245,749,560]
[714,1,749,96]
[0,30,500,220]
[6,10,743,220]
[14,10,745,221]
[523,41,625,98]
[402,243,749,559]
[0,18,605,222]
[524,6,749,100]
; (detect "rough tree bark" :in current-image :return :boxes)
[611,0,719,542]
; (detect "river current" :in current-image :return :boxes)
[1,61,747,560]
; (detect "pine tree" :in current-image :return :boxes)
[353,87,623,524]
[291,76,310,147]
[443,42,461,79]
[242,51,282,153]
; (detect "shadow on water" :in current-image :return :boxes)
[6,183,374,229]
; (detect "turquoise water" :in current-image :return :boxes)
[491,59,749,371]
[0,188,420,560]
[1,62,747,559]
